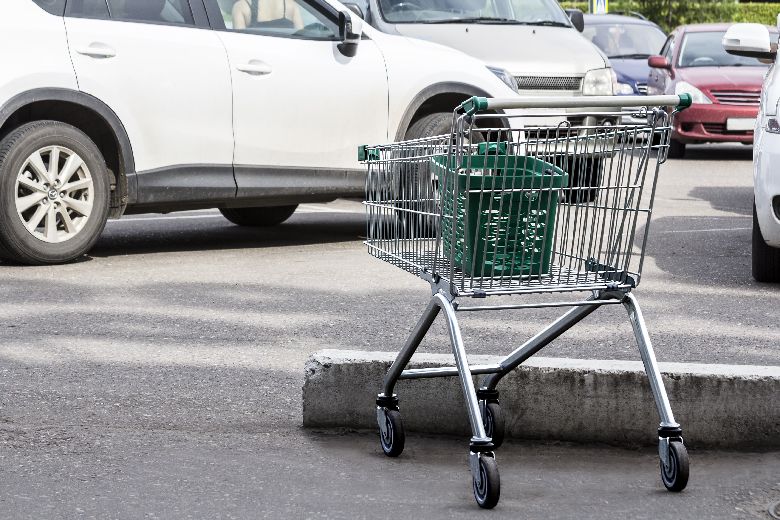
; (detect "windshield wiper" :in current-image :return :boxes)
[609,53,652,59]
[421,17,521,24]
[522,20,570,27]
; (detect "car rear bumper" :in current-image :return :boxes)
[673,103,758,144]
[755,129,780,247]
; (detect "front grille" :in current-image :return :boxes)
[515,76,582,91]
[636,83,648,94]
[709,90,761,105]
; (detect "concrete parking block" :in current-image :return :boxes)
[303,350,780,449]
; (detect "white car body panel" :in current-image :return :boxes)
[365,26,521,140]
[65,17,234,172]
[754,62,780,246]
[394,24,608,82]
[218,32,389,171]
[0,1,78,104]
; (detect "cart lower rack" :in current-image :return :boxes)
[361,94,693,508]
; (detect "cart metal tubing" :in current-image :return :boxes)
[399,365,502,379]
[623,292,679,429]
[456,299,624,312]
[479,293,607,391]
[380,296,441,399]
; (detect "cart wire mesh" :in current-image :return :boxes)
[364,105,672,297]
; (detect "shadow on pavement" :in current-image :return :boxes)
[679,144,752,161]
[639,215,752,285]
[687,186,753,216]
[88,211,365,258]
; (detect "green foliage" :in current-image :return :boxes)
[558,1,779,32]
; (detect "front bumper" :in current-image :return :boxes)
[755,128,780,247]
[673,103,758,144]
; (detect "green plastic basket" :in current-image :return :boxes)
[433,146,569,277]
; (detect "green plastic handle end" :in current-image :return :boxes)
[358,145,379,162]
[461,96,489,115]
[676,93,693,110]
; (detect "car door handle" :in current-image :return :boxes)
[236,60,272,76]
[75,43,117,59]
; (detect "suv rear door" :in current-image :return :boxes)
[64,0,235,205]
[204,0,388,200]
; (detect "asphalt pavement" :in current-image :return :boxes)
[0,144,778,518]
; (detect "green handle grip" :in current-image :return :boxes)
[676,93,693,110]
[460,96,489,116]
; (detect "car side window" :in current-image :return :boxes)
[106,0,195,25]
[67,0,196,25]
[209,0,339,40]
[66,0,110,18]
[661,35,675,59]
[32,0,66,15]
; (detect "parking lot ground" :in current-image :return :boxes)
[0,143,778,517]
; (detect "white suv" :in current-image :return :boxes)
[723,21,780,282]
[0,0,517,264]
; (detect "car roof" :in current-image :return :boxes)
[673,22,778,35]
[582,13,658,26]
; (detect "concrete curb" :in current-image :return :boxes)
[303,350,780,449]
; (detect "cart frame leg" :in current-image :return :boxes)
[377,292,491,445]
[622,292,681,431]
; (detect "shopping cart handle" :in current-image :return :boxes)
[459,94,694,115]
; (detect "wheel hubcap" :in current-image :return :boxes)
[15,146,94,243]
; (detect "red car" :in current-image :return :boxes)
[647,23,774,158]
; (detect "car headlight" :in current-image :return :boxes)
[487,66,518,93]
[616,82,635,95]
[582,68,614,96]
[674,81,712,104]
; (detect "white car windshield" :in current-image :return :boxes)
[377,0,572,25]
[679,31,772,68]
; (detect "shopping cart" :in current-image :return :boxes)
[360,94,693,509]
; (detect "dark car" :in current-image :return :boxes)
[583,13,667,95]
[648,23,776,158]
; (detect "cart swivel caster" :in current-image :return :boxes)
[470,451,500,509]
[377,407,405,457]
[659,438,689,492]
[481,401,505,449]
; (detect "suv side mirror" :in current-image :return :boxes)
[722,23,776,61]
[338,10,362,58]
[565,9,584,33]
[343,2,364,19]
[648,55,671,69]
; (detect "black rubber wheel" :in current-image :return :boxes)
[473,454,500,509]
[379,409,405,457]
[0,121,110,265]
[660,441,689,492]
[483,402,505,449]
[667,139,686,159]
[219,205,297,227]
[752,202,780,282]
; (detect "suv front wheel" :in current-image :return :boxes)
[0,121,110,265]
[753,202,780,282]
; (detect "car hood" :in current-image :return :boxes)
[610,58,651,85]
[393,24,608,75]
[677,66,768,89]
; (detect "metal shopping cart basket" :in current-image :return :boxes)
[360,94,692,509]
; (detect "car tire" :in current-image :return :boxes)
[0,121,110,265]
[400,113,485,236]
[752,202,780,283]
[219,205,298,227]
[667,139,686,159]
